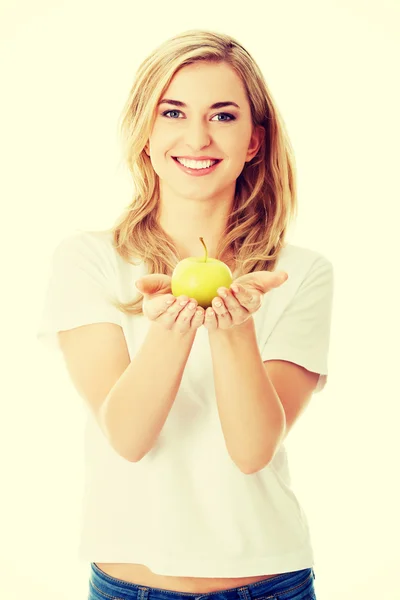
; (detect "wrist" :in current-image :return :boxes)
[207,315,255,340]
[151,320,197,344]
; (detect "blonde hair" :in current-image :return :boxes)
[95,29,298,316]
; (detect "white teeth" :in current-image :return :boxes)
[176,158,217,169]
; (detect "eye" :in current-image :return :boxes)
[162,110,183,119]
[161,110,236,122]
[211,113,236,122]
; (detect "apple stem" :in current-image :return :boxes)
[199,237,208,262]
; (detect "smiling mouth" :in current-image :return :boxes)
[171,156,223,176]
[172,157,222,167]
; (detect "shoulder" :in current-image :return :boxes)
[277,243,333,287]
[266,243,333,309]
[53,228,117,266]
[51,230,147,300]
[277,242,333,273]
[55,228,113,251]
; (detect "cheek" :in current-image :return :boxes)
[146,155,165,181]
[223,128,252,158]
[145,130,172,167]
[150,121,176,144]
[227,143,252,176]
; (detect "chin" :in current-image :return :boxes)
[169,182,220,199]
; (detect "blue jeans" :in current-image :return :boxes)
[88,563,317,600]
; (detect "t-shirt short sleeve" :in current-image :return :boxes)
[36,232,122,355]
[261,254,334,393]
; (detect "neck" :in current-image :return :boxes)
[158,203,234,261]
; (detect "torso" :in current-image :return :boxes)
[95,563,280,592]
[95,257,281,592]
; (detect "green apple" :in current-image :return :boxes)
[171,237,233,309]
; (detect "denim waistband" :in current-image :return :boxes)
[89,563,315,600]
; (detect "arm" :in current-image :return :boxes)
[100,322,196,462]
[41,234,199,463]
[208,316,286,474]
[58,320,196,463]
[207,255,333,474]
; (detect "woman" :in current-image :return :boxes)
[37,28,333,600]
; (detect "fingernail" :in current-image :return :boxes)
[231,284,239,293]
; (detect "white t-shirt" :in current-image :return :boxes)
[36,229,334,577]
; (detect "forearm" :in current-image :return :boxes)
[208,317,286,474]
[100,322,196,462]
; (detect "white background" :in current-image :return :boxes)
[1,1,399,598]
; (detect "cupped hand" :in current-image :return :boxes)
[203,270,289,332]
[135,274,205,333]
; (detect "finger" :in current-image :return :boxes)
[143,294,174,320]
[254,271,288,293]
[204,306,217,331]
[212,296,232,328]
[136,274,172,295]
[156,295,189,325]
[175,299,199,332]
[191,306,205,329]
[271,271,289,288]
[217,287,249,316]
[231,271,288,296]
[230,284,259,307]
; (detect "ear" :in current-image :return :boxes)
[144,142,150,157]
[245,125,264,162]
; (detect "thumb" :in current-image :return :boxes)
[135,274,172,295]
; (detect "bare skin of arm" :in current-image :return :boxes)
[58,275,204,461]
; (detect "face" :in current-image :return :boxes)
[144,61,263,205]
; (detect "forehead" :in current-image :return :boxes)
[163,61,248,105]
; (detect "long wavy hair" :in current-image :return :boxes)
[92,29,298,316]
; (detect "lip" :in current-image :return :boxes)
[173,156,222,161]
[172,156,222,176]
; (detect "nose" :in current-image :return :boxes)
[183,118,211,151]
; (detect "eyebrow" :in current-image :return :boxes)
[158,99,240,110]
